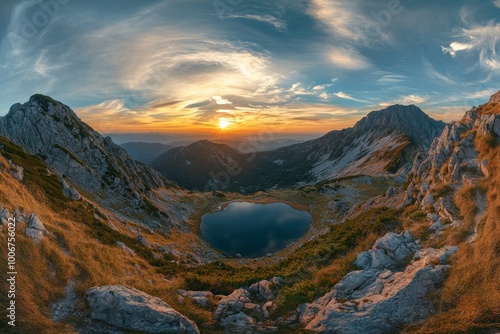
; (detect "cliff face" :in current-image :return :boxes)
[0,95,165,193]
[0,94,182,229]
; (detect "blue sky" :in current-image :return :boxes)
[0,0,499,136]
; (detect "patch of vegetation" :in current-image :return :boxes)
[0,137,69,211]
[31,93,59,110]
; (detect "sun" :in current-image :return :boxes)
[218,118,230,129]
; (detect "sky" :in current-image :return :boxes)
[0,0,499,139]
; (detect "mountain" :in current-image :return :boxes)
[0,94,178,228]
[1,92,499,334]
[120,142,174,164]
[151,140,249,190]
[152,105,446,192]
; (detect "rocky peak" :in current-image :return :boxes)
[488,90,500,104]
[353,104,446,148]
[0,95,172,226]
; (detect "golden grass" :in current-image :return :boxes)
[0,152,216,333]
[406,132,500,333]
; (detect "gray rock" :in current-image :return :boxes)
[328,200,349,214]
[8,160,24,181]
[178,290,213,308]
[248,279,277,301]
[135,234,152,249]
[85,285,199,334]
[298,232,457,334]
[62,179,81,201]
[421,193,435,207]
[385,187,397,197]
[219,312,255,331]
[116,242,136,257]
[24,214,48,243]
[374,231,418,263]
[214,288,252,320]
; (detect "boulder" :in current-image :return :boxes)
[136,234,152,249]
[24,214,48,243]
[116,241,136,257]
[85,285,199,334]
[214,288,252,320]
[62,179,81,201]
[178,290,213,308]
[248,277,283,301]
[355,232,418,270]
[421,193,435,207]
[219,312,255,331]
[8,160,24,181]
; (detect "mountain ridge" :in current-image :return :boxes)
[152,104,446,192]
[0,94,180,229]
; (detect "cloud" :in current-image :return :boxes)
[334,91,368,103]
[318,92,329,100]
[328,47,371,70]
[441,42,473,57]
[442,21,500,71]
[494,0,500,9]
[423,59,456,84]
[226,14,287,31]
[377,74,407,85]
[380,94,428,107]
[212,96,232,105]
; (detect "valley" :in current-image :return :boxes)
[0,93,499,334]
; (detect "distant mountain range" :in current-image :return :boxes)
[151,104,446,192]
[120,142,174,164]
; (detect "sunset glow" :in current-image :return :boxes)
[218,119,230,130]
[0,1,498,138]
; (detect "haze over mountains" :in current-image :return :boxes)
[151,104,445,192]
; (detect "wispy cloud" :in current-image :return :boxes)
[327,47,371,70]
[380,94,428,107]
[442,21,500,71]
[493,0,500,9]
[226,14,287,31]
[423,59,456,84]
[377,74,407,85]
[334,92,367,103]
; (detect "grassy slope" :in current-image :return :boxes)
[405,126,500,333]
[0,136,402,333]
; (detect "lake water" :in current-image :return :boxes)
[200,202,311,258]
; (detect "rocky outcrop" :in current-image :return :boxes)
[85,285,199,334]
[8,160,24,181]
[178,290,213,308]
[354,231,418,271]
[214,277,284,331]
[62,179,81,201]
[298,232,457,334]
[116,241,136,257]
[24,214,48,243]
[327,200,349,215]
[401,91,500,240]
